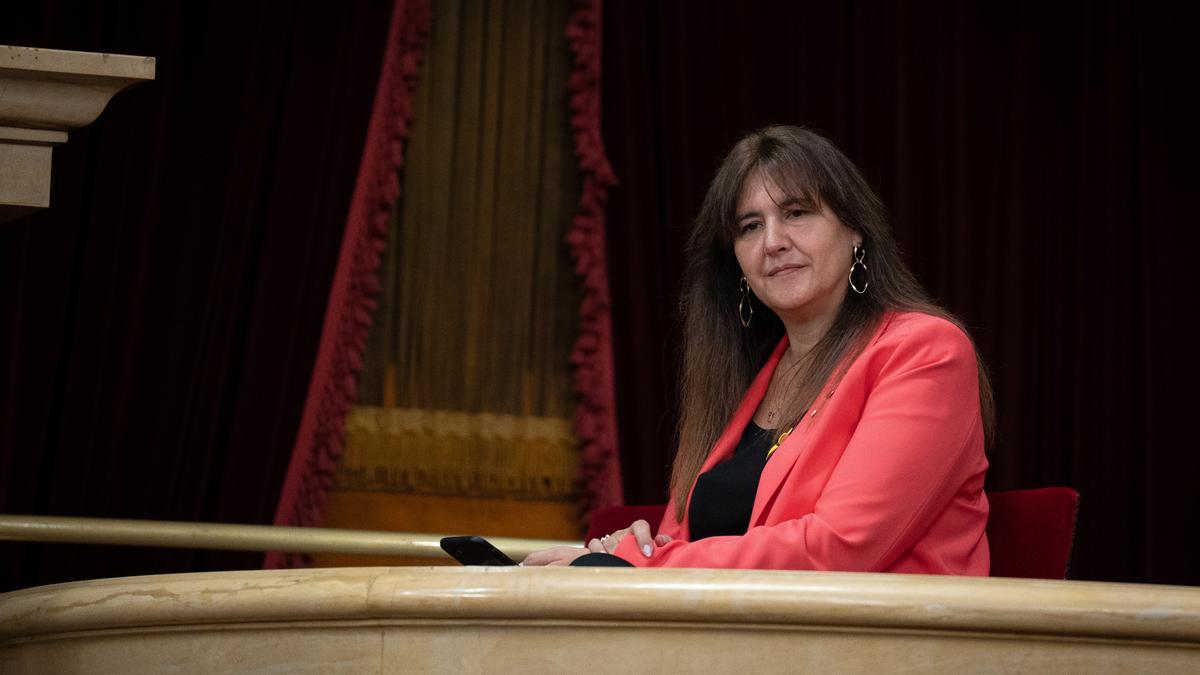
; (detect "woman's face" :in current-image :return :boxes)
[732,171,861,326]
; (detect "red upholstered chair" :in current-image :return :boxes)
[985,487,1079,579]
[584,504,667,544]
[584,487,1079,579]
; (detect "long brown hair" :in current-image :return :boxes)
[671,125,995,520]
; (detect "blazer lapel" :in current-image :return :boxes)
[748,314,896,526]
[750,403,819,526]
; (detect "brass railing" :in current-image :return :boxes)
[0,514,574,560]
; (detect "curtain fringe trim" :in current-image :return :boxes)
[566,0,623,519]
[265,0,432,569]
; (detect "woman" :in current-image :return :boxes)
[525,125,993,573]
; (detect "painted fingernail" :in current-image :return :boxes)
[642,544,652,557]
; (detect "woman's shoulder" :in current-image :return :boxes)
[870,310,976,360]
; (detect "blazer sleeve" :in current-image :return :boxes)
[613,319,985,570]
[654,497,687,541]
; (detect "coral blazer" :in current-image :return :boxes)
[613,311,990,574]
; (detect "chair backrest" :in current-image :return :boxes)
[586,487,1079,580]
[986,487,1079,579]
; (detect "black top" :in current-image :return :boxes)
[688,421,775,541]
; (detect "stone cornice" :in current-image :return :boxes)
[0,45,155,222]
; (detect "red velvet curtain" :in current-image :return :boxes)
[269,0,624,543]
[0,2,395,591]
[601,0,1198,585]
[266,0,431,569]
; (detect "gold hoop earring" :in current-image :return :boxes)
[849,245,869,294]
[738,277,753,327]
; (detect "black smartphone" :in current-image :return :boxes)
[439,535,519,566]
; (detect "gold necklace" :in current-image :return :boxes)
[762,349,798,427]
[764,347,810,458]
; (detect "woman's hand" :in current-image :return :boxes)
[584,519,673,558]
[520,546,589,566]
[521,520,675,566]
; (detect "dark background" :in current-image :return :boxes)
[2,0,1196,590]
[0,0,392,590]
[604,0,1198,585]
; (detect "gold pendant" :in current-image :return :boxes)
[766,426,794,459]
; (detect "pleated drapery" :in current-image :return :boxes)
[337,0,583,508]
[0,1,398,589]
[267,0,432,569]
[272,0,625,561]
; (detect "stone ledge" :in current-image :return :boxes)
[1,568,1198,673]
[0,45,155,222]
